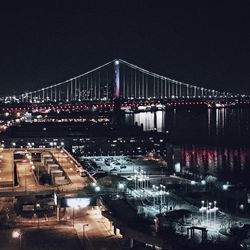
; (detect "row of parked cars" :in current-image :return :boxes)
[79,158,107,178]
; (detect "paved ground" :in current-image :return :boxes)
[63,206,123,250]
[0,206,123,250]
[81,155,167,176]
[0,226,82,250]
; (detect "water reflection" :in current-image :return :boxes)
[125,107,250,144]
[180,144,250,184]
[125,111,165,132]
[125,107,250,184]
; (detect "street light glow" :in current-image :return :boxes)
[12,230,21,239]
[118,183,125,189]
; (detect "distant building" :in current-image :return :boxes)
[2,121,167,156]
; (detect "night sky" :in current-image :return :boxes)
[0,1,250,96]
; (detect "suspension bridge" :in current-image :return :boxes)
[2,59,241,105]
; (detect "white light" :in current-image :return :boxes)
[95,186,101,192]
[115,60,119,65]
[118,183,125,189]
[12,230,21,239]
[67,198,90,208]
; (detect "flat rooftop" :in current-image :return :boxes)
[0,149,13,187]
[0,148,93,195]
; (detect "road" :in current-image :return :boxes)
[64,206,123,250]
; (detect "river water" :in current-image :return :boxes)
[125,107,250,184]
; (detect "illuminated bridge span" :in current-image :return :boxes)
[3,59,238,103]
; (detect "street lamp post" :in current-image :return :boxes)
[213,201,218,226]
[152,185,156,206]
[206,205,209,226]
[209,202,212,225]
[140,170,144,189]
[25,165,27,192]
[162,186,166,204]
[154,186,159,205]
[134,170,138,190]
[200,200,205,222]
[146,176,149,190]
[159,184,165,211]
[118,182,125,195]
[82,223,88,250]
[166,191,169,212]
[12,230,22,249]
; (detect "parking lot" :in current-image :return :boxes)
[79,155,168,177]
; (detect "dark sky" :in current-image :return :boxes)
[0,0,250,95]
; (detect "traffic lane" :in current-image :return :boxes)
[73,207,122,250]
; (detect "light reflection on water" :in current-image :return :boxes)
[125,107,250,183]
[180,144,250,183]
[125,111,165,132]
[125,107,250,141]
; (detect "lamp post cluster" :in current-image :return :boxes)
[199,200,218,226]
[133,170,150,190]
[152,184,170,213]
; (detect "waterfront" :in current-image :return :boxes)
[126,107,250,185]
[125,107,250,144]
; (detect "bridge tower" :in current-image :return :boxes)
[112,59,123,126]
[114,59,120,98]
